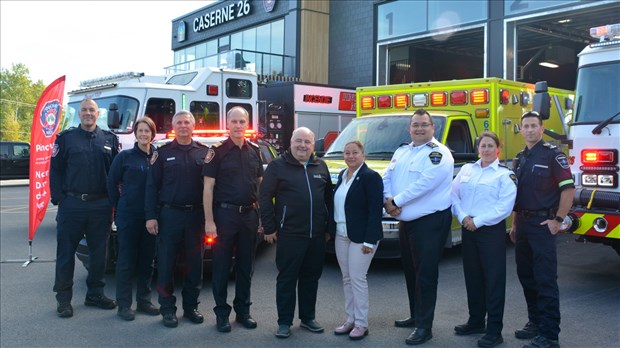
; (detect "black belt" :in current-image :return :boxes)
[217,202,256,214]
[516,209,555,218]
[65,192,108,202]
[162,203,202,211]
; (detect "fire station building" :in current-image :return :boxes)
[169,0,619,90]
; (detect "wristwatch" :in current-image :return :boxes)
[554,216,565,223]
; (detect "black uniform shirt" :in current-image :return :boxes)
[202,138,263,205]
[107,142,157,217]
[513,140,574,211]
[50,126,119,204]
[144,139,208,220]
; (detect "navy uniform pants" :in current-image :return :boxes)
[156,207,204,315]
[115,214,156,309]
[461,221,507,335]
[515,215,561,340]
[275,234,325,326]
[399,223,416,318]
[54,197,112,303]
[211,207,258,317]
[402,207,452,329]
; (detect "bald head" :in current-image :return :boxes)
[290,127,315,164]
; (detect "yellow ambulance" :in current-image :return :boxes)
[322,78,574,258]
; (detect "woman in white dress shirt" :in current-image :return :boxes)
[330,140,383,340]
[451,131,517,348]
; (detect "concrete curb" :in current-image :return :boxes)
[0,179,30,187]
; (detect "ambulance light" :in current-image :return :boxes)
[394,94,409,108]
[581,149,617,165]
[499,89,510,104]
[430,92,447,106]
[450,91,467,105]
[470,89,488,104]
[581,173,616,188]
[475,109,489,118]
[412,93,428,107]
[361,96,375,109]
[378,95,392,108]
[207,85,219,96]
[590,24,620,42]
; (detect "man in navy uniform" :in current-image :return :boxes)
[50,98,119,318]
[145,110,209,328]
[511,111,575,348]
[203,106,262,332]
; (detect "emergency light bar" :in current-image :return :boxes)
[80,72,145,87]
[377,95,392,108]
[430,92,447,106]
[360,96,375,110]
[166,129,257,139]
[394,94,410,108]
[581,149,618,165]
[590,23,620,42]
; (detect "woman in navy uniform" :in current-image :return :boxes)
[511,111,575,348]
[451,131,517,348]
[50,98,119,317]
[330,140,383,340]
[107,116,160,321]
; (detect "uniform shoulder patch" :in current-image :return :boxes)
[247,140,259,148]
[426,142,438,148]
[509,173,518,186]
[555,153,570,169]
[204,149,215,163]
[429,151,443,165]
[52,143,60,157]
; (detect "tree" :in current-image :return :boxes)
[0,63,46,141]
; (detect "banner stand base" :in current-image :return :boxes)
[1,241,55,267]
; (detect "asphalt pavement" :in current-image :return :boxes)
[1,184,619,347]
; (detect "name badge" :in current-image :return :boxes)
[104,146,111,151]
[167,157,176,161]
[313,174,322,179]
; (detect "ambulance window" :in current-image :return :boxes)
[191,101,219,130]
[445,120,473,154]
[226,79,252,99]
[226,103,253,129]
[166,72,198,85]
[146,98,176,133]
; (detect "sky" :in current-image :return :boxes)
[1,1,213,92]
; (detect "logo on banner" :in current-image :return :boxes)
[40,100,61,138]
[263,0,276,12]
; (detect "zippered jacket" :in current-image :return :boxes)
[259,150,334,238]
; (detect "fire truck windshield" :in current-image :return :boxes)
[64,96,140,133]
[323,115,445,160]
[574,62,620,123]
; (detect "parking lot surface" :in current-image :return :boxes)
[1,184,619,347]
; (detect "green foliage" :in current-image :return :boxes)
[0,63,46,141]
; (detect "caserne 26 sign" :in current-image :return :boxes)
[194,0,251,32]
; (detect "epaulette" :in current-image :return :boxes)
[101,128,115,136]
[398,142,409,147]
[56,127,75,137]
[195,141,208,148]
[542,143,557,149]
[426,142,438,148]
[247,139,259,148]
[210,140,224,149]
[498,163,511,170]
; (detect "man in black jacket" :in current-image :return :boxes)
[259,127,334,339]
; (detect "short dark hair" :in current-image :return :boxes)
[479,130,501,148]
[520,111,542,125]
[411,108,433,125]
[133,116,156,141]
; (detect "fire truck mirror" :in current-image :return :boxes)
[533,81,551,120]
[108,103,120,129]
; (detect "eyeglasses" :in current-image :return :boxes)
[411,123,432,129]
